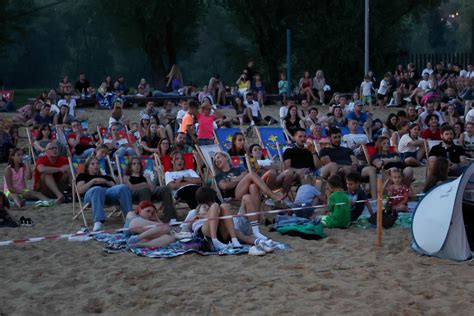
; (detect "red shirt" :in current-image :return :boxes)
[67,133,93,154]
[421,128,441,140]
[34,155,69,190]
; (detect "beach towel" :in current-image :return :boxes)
[94,233,289,258]
[271,215,326,240]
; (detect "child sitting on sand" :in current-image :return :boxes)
[4,148,50,208]
[345,172,374,221]
[386,168,410,212]
[321,175,350,228]
[125,200,175,248]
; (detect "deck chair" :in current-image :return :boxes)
[115,156,157,185]
[362,144,397,165]
[195,144,226,200]
[25,127,37,163]
[214,127,242,152]
[69,157,122,227]
[254,127,291,160]
[153,153,195,186]
[424,140,442,160]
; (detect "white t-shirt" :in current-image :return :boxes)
[57,99,77,117]
[360,81,373,96]
[342,133,368,155]
[419,111,444,129]
[164,169,200,198]
[377,79,389,95]
[244,100,260,117]
[279,106,288,120]
[422,68,433,76]
[417,79,431,92]
[398,134,420,153]
[466,109,474,123]
[460,70,474,78]
[176,109,187,130]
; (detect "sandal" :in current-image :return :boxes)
[20,216,34,227]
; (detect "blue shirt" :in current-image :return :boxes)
[347,111,368,126]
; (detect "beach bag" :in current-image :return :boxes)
[368,207,398,229]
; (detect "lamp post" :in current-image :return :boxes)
[364,0,369,76]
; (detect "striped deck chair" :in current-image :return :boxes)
[254,127,291,160]
[214,127,242,152]
[69,157,121,227]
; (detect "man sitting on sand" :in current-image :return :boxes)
[34,142,71,204]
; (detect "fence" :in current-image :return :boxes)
[398,52,472,71]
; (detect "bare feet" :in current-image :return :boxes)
[55,195,65,204]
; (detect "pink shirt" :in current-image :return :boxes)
[4,166,27,193]
[197,114,215,140]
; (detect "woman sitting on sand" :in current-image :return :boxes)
[124,201,175,248]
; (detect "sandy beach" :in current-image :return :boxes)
[1,105,474,315]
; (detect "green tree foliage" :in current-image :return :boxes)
[224,0,441,91]
[103,0,205,88]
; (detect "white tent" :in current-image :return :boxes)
[412,163,474,261]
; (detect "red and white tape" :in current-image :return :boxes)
[0,195,422,247]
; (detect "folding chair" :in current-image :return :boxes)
[195,144,226,201]
[153,153,195,186]
[115,156,157,185]
[69,157,122,227]
[25,127,37,163]
[214,127,242,152]
[254,127,291,161]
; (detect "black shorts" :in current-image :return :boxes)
[377,93,386,100]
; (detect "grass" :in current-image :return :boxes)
[9,89,48,107]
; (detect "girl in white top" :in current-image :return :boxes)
[164,151,201,209]
[397,123,426,166]
[460,122,474,158]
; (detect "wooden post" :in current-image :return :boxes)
[376,174,383,246]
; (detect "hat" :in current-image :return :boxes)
[141,114,150,120]
[354,100,363,106]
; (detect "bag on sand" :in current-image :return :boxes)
[368,207,398,229]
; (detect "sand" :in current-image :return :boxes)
[1,104,474,315]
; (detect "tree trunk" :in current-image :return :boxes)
[144,38,166,90]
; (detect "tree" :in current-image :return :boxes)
[104,1,205,89]
[224,0,441,91]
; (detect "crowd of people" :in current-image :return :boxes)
[1,60,473,254]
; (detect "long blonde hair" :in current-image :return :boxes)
[166,64,183,87]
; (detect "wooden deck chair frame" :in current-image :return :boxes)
[25,127,37,163]
[194,144,227,202]
[254,126,291,161]
[69,157,122,227]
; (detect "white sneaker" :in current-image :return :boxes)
[92,221,103,232]
[403,97,411,102]
[256,239,274,253]
[248,245,266,256]
[250,120,255,126]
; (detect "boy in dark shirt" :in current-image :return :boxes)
[345,172,374,221]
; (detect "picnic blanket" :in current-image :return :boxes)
[94,233,289,258]
[351,212,413,229]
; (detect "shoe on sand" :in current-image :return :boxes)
[248,245,266,256]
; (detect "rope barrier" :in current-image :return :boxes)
[0,194,423,247]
